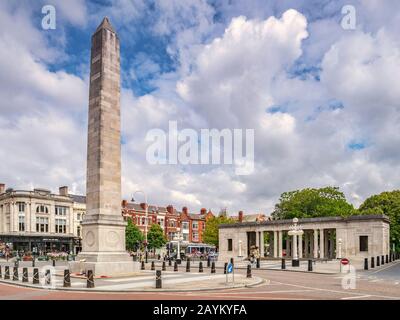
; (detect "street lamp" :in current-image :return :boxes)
[132,190,148,263]
[173,228,183,264]
[288,218,304,267]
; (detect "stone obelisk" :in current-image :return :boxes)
[70,17,137,276]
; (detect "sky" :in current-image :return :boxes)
[1,0,400,216]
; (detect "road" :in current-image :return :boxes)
[0,261,399,300]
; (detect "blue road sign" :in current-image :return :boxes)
[227,263,233,273]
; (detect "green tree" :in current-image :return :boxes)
[203,215,235,247]
[271,186,355,220]
[125,218,144,251]
[147,223,167,250]
[358,190,400,251]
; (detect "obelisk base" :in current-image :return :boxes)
[69,252,140,276]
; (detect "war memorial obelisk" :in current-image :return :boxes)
[70,18,137,276]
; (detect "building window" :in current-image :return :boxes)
[183,233,189,241]
[77,226,81,237]
[182,221,189,230]
[228,239,233,251]
[77,213,81,220]
[17,202,25,213]
[19,216,25,231]
[193,231,199,241]
[36,217,49,233]
[169,220,176,228]
[36,205,49,214]
[359,236,368,252]
[192,221,199,230]
[55,219,67,233]
[55,206,68,216]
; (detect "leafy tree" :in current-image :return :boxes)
[203,215,235,247]
[125,218,144,251]
[147,223,167,250]
[271,187,356,220]
[358,190,400,251]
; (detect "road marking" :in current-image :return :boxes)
[341,295,372,300]
[367,261,400,275]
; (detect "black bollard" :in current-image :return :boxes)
[151,261,155,271]
[4,266,10,280]
[52,259,56,267]
[364,258,368,270]
[281,258,286,270]
[174,261,178,272]
[199,261,203,273]
[207,256,211,268]
[87,270,94,288]
[256,258,260,269]
[186,259,190,272]
[32,258,35,268]
[45,270,51,285]
[211,261,216,274]
[168,258,172,267]
[224,262,228,274]
[386,255,388,264]
[230,257,234,265]
[13,267,18,281]
[247,264,252,278]
[0,266,2,279]
[377,256,380,266]
[63,270,71,287]
[22,268,28,282]
[33,268,39,284]
[382,255,385,265]
[156,270,162,289]
[308,260,313,272]
[162,261,166,271]
[371,257,375,269]
[141,261,145,270]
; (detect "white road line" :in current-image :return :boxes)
[367,261,400,275]
[341,295,372,300]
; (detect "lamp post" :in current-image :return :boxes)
[173,228,183,264]
[132,190,148,263]
[288,218,304,267]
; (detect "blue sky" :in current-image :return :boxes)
[1,0,400,215]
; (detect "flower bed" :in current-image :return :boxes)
[46,252,69,261]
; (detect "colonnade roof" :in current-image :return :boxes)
[219,214,389,229]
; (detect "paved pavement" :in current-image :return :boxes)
[0,261,399,300]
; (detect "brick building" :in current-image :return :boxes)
[121,200,214,243]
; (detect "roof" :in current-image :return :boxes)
[219,214,390,229]
[70,194,86,204]
[96,17,116,33]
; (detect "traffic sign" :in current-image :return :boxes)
[227,263,233,273]
[341,258,349,265]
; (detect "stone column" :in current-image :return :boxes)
[260,231,265,257]
[278,231,283,258]
[274,231,278,258]
[298,233,303,259]
[313,229,318,258]
[319,229,325,258]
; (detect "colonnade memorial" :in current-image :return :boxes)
[218,214,390,268]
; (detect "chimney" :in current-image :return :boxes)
[122,200,127,208]
[0,183,5,194]
[59,186,68,196]
[167,205,174,214]
[200,208,207,215]
[182,207,188,215]
[238,211,244,223]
